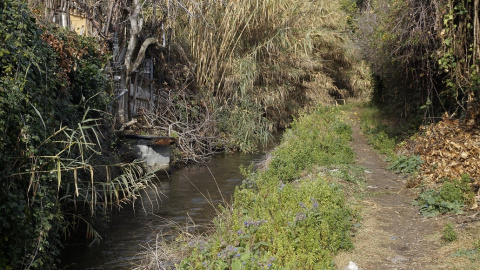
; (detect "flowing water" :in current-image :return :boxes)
[62,152,265,269]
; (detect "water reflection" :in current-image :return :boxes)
[62,152,264,269]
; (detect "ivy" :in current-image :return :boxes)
[0,1,112,269]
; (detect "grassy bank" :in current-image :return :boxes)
[139,106,363,269]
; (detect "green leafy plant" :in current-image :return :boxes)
[0,2,155,269]
[442,223,457,242]
[388,155,423,174]
[413,176,473,217]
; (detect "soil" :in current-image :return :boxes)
[334,110,480,270]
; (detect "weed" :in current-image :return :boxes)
[388,155,423,174]
[268,107,355,182]
[413,176,473,217]
[442,223,458,242]
[451,249,480,262]
[474,239,480,251]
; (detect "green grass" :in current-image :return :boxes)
[360,107,396,157]
[177,106,357,269]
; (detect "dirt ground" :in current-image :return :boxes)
[334,110,480,270]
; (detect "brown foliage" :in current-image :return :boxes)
[409,116,480,186]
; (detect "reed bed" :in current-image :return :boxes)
[168,0,370,148]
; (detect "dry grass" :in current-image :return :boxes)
[177,0,371,127]
[429,218,480,270]
[133,221,205,270]
[334,202,406,269]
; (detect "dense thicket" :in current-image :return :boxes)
[0,1,154,268]
[352,0,479,126]
[28,0,371,162]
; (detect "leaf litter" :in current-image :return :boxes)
[403,114,480,190]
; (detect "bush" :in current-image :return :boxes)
[354,0,480,124]
[0,3,152,269]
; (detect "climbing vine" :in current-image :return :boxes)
[0,1,154,269]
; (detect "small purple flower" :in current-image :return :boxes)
[237,230,244,235]
[299,202,306,208]
[311,198,319,208]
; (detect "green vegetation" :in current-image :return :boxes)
[388,155,423,174]
[443,223,458,243]
[360,107,396,157]
[359,106,425,176]
[0,2,155,269]
[413,176,474,217]
[173,107,358,269]
[348,0,479,126]
[452,239,480,262]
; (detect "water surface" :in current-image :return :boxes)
[62,152,264,269]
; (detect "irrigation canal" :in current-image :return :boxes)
[61,152,266,269]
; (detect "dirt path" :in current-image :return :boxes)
[335,111,444,269]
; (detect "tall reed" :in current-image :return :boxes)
[173,0,370,150]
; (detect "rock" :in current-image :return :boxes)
[344,261,359,270]
[389,255,408,264]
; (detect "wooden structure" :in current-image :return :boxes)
[111,33,158,124]
[36,0,97,36]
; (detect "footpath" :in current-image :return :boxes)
[335,111,445,269]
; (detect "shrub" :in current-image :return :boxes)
[354,0,480,125]
[0,3,152,269]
